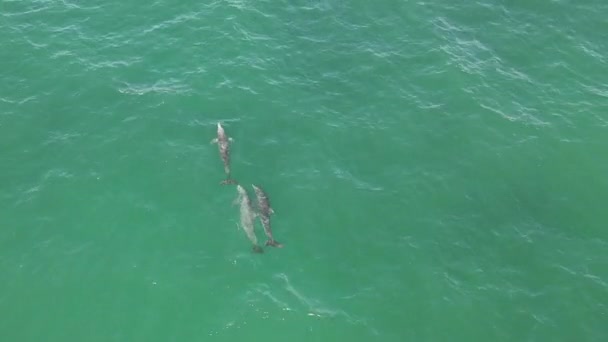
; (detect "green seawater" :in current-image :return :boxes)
[2,0,607,340]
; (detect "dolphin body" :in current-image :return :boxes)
[252,184,283,248]
[235,184,263,253]
[210,122,237,185]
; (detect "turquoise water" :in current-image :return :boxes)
[2,0,608,340]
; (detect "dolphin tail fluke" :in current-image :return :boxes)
[265,240,283,248]
[252,245,264,254]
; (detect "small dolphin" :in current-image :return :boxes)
[252,184,283,248]
[210,122,237,185]
[235,184,263,253]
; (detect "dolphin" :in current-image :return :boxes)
[252,184,283,248]
[235,184,263,253]
[210,122,237,185]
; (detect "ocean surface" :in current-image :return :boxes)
[2,0,607,340]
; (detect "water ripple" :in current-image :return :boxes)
[141,12,200,35]
[2,4,50,17]
[43,131,81,145]
[330,164,385,192]
[117,79,191,95]
[271,272,359,322]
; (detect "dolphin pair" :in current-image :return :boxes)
[234,184,283,253]
[210,122,237,185]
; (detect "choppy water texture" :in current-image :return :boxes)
[2,0,608,340]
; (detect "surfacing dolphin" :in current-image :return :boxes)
[252,184,283,248]
[235,184,263,253]
[210,122,237,185]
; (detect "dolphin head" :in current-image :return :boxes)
[236,184,246,196]
[217,122,225,135]
[251,184,261,194]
